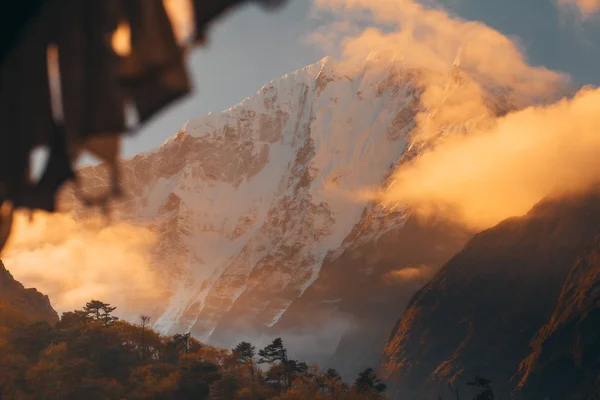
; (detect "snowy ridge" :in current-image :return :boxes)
[65,55,517,344]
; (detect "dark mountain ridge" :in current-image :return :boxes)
[381,190,600,400]
[0,260,58,325]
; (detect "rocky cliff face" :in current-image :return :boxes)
[381,191,600,400]
[516,228,600,400]
[0,260,58,324]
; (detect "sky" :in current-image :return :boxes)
[119,0,600,158]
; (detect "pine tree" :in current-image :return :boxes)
[258,338,309,392]
[259,338,292,391]
[173,332,192,354]
[232,341,256,364]
[325,368,342,381]
[324,368,344,396]
[83,300,118,326]
[353,367,387,395]
[258,337,288,364]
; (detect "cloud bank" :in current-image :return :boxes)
[311,0,570,142]
[380,87,600,229]
[2,212,171,321]
[311,0,600,230]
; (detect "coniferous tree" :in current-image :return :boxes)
[83,300,118,326]
[324,368,344,396]
[173,332,192,354]
[258,338,311,392]
[258,337,288,364]
[232,341,256,364]
[0,300,388,400]
[353,367,387,396]
[325,368,342,381]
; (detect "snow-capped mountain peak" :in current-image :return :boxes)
[66,55,518,346]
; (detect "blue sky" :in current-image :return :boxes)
[120,0,600,158]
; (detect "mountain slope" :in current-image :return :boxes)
[62,55,523,374]
[516,229,600,400]
[0,260,58,324]
[271,213,472,379]
[67,56,424,335]
[381,191,600,400]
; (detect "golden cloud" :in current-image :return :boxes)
[311,0,570,141]
[379,87,600,230]
[2,212,171,321]
[558,0,600,15]
[384,265,436,284]
[311,0,600,231]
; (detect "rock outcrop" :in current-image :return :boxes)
[0,260,59,324]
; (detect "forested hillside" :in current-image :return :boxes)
[0,300,388,400]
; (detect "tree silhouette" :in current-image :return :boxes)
[323,368,343,396]
[258,337,307,391]
[139,315,151,362]
[173,332,192,354]
[83,300,118,326]
[0,300,393,400]
[139,315,151,328]
[353,367,387,395]
[325,368,341,381]
[258,337,288,365]
[232,341,256,364]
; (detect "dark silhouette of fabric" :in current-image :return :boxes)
[0,0,287,253]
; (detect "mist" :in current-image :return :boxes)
[384,264,435,285]
[2,212,171,321]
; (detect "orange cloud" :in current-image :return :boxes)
[311,0,600,231]
[2,212,171,321]
[384,265,435,284]
[558,0,600,15]
[379,87,600,230]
